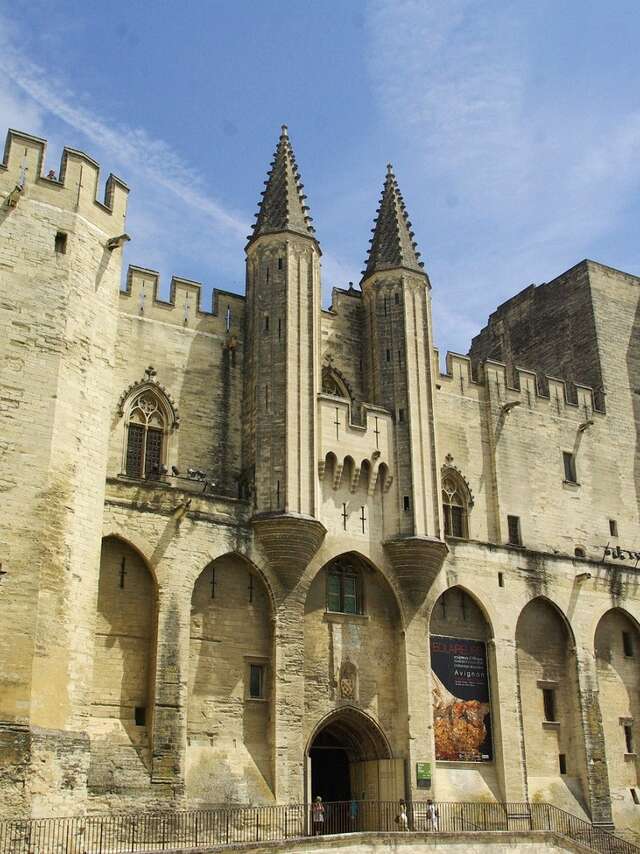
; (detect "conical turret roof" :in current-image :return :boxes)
[248,125,316,245]
[362,164,425,279]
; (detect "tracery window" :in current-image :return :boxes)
[125,391,167,478]
[326,558,363,615]
[322,365,350,399]
[442,473,469,539]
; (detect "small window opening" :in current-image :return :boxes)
[498,572,504,588]
[403,495,411,512]
[507,515,522,546]
[264,314,269,332]
[249,664,265,699]
[134,706,146,727]
[386,349,391,362]
[398,349,402,367]
[398,408,405,423]
[574,547,586,558]
[543,688,556,722]
[383,297,388,316]
[55,231,67,254]
[623,631,634,658]
[624,723,634,753]
[394,292,400,305]
[265,384,269,412]
[278,318,282,339]
[278,257,283,270]
[610,519,619,537]
[558,754,567,775]
[631,788,640,805]
[563,451,577,483]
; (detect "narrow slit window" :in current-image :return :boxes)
[563,451,577,483]
[631,788,639,805]
[394,292,400,305]
[398,408,405,423]
[55,231,67,253]
[542,688,556,722]
[386,349,391,362]
[624,723,634,753]
[610,519,619,537]
[403,495,411,512]
[498,572,504,588]
[278,257,283,270]
[249,664,265,699]
[507,515,522,546]
[559,754,567,775]
[264,314,269,332]
[134,706,146,727]
[623,631,634,658]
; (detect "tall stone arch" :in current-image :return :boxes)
[88,535,158,792]
[515,597,588,817]
[186,552,274,804]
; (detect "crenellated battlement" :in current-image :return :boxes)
[1,129,128,231]
[437,350,604,419]
[120,265,246,336]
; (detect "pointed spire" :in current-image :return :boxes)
[248,125,316,246]
[362,163,425,279]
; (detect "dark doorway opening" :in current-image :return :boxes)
[310,744,351,802]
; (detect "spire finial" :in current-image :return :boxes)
[248,126,317,247]
[361,164,425,279]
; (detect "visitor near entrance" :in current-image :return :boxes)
[427,799,439,831]
[312,796,325,835]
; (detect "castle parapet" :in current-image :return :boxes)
[1,129,128,231]
[437,350,603,418]
[121,265,246,335]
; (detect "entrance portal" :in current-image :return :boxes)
[307,708,403,807]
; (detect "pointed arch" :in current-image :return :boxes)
[441,464,473,539]
[321,363,353,402]
[118,372,179,478]
[429,584,494,639]
[306,707,393,761]
[89,536,158,786]
[187,552,275,801]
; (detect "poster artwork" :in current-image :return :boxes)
[430,635,492,762]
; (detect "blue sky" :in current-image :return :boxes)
[1,0,639,356]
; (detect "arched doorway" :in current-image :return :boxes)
[307,708,400,804]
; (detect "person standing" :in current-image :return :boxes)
[397,799,409,831]
[312,796,325,836]
[426,799,439,832]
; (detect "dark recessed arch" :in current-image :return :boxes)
[307,707,392,762]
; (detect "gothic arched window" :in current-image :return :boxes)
[322,365,350,399]
[326,558,363,615]
[442,472,470,539]
[125,390,169,478]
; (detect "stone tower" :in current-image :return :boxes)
[362,166,443,547]
[242,126,326,589]
[0,131,128,815]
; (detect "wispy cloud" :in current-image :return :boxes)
[366,0,640,353]
[0,12,250,297]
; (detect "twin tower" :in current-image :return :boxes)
[243,126,446,599]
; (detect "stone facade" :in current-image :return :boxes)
[1,125,640,841]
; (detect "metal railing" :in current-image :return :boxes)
[0,800,637,854]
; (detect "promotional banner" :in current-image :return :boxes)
[430,635,492,762]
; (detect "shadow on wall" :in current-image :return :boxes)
[186,554,274,803]
[88,536,157,790]
[626,298,640,526]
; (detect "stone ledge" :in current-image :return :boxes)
[153,829,595,853]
